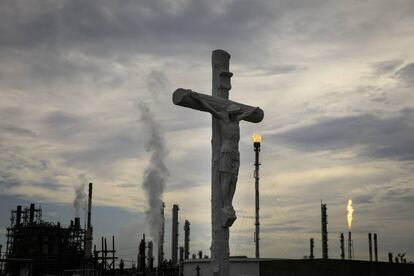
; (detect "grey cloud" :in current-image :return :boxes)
[0,126,37,138]
[242,64,305,77]
[371,59,403,75]
[272,109,414,161]
[0,0,275,55]
[395,63,414,86]
[63,131,141,165]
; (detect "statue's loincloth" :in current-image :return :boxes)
[219,151,240,174]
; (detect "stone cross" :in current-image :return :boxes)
[172,50,264,276]
[195,265,202,276]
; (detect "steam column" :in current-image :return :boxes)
[172,204,179,264]
[253,133,261,259]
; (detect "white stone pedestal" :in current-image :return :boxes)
[183,258,260,276]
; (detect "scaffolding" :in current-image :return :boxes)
[4,204,85,275]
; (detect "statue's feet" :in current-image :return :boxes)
[221,206,237,228]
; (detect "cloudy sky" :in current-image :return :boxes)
[1,0,414,265]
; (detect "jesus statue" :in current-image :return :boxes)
[191,92,259,227]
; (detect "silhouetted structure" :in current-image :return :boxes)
[253,136,261,259]
[171,204,179,264]
[369,233,373,262]
[5,204,85,275]
[321,202,328,259]
[138,234,146,275]
[94,235,117,275]
[340,233,345,260]
[158,202,165,268]
[309,238,314,259]
[84,182,94,261]
[348,232,353,260]
[184,220,191,261]
[147,240,154,273]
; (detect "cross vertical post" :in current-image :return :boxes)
[172,49,264,276]
[211,49,231,276]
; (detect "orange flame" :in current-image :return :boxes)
[252,133,262,143]
[347,198,354,230]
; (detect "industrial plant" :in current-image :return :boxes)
[0,135,413,276]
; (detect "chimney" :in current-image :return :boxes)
[348,231,352,260]
[198,250,203,259]
[253,136,261,259]
[171,204,179,264]
[138,234,146,274]
[388,252,393,263]
[309,238,314,259]
[158,202,165,268]
[74,217,80,229]
[369,233,373,261]
[87,182,93,229]
[179,246,184,276]
[340,233,345,260]
[147,241,154,272]
[184,220,190,260]
[29,203,35,223]
[84,182,93,258]
[16,205,22,226]
[374,233,378,262]
[321,202,328,259]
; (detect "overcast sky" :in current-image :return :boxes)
[1,0,414,266]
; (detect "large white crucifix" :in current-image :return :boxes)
[172,50,264,276]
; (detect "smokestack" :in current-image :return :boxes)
[374,233,378,262]
[184,220,190,260]
[74,217,80,229]
[253,134,261,259]
[309,238,314,259]
[179,246,184,276]
[388,252,393,263]
[321,202,328,259]
[198,250,203,259]
[87,183,92,229]
[171,204,179,264]
[16,205,22,226]
[340,233,345,260]
[84,182,93,259]
[348,231,352,260]
[147,241,154,272]
[29,203,35,223]
[369,233,373,261]
[158,202,165,268]
[138,234,146,274]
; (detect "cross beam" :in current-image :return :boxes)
[173,88,264,123]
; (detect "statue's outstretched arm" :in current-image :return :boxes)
[191,93,223,119]
[238,107,259,121]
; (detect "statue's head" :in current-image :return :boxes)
[226,104,240,114]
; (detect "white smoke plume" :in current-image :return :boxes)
[138,102,168,243]
[73,174,88,218]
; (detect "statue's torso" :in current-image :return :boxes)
[218,113,240,153]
